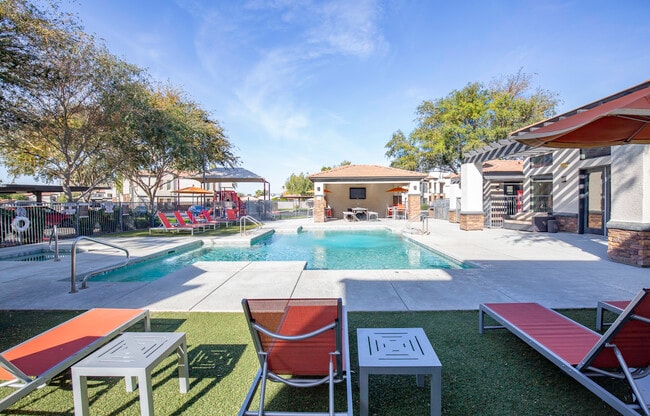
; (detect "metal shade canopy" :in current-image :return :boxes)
[386,187,408,192]
[511,80,650,148]
[192,167,266,183]
[171,186,213,194]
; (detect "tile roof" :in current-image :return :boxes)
[482,159,523,174]
[309,164,427,181]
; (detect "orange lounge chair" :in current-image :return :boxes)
[479,289,650,416]
[0,308,150,411]
[239,298,352,416]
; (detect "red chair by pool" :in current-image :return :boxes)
[479,288,650,416]
[0,308,150,412]
[239,298,352,416]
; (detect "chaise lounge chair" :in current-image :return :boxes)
[479,289,650,416]
[200,210,231,228]
[173,211,207,233]
[239,298,352,416]
[0,308,150,411]
[149,212,196,235]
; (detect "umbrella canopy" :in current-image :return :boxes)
[386,187,408,193]
[171,186,213,194]
[511,81,650,148]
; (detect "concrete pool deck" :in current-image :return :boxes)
[0,218,648,312]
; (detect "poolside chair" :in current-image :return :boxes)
[200,209,231,228]
[479,288,650,416]
[187,209,218,230]
[226,209,238,221]
[239,298,352,416]
[0,308,150,412]
[173,211,207,233]
[149,212,196,235]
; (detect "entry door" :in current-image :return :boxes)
[580,167,610,235]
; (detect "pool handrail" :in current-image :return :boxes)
[240,215,263,235]
[70,236,130,293]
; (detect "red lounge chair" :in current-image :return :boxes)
[226,208,238,221]
[186,210,216,229]
[200,209,230,228]
[479,289,650,416]
[173,211,207,233]
[239,298,352,416]
[0,308,150,411]
[149,212,195,235]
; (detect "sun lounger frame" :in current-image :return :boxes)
[479,291,650,416]
[596,300,630,331]
[0,308,150,411]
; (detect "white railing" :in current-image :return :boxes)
[239,215,263,235]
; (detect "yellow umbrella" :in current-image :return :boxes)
[171,186,213,194]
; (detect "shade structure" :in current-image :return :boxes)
[386,187,408,193]
[511,81,650,148]
[171,186,213,195]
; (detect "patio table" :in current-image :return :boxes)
[72,332,189,416]
[357,327,441,416]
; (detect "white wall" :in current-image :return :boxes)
[610,144,650,224]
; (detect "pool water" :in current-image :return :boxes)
[91,230,468,282]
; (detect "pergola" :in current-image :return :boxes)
[189,167,270,200]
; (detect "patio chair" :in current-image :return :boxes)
[226,209,238,221]
[149,212,196,235]
[0,308,150,411]
[173,211,207,233]
[479,288,650,416]
[200,209,231,227]
[239,298,352,416]
[187,210,217,230]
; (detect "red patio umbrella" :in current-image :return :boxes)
[511,81,650,148]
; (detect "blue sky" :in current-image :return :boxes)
[3,0,650,194]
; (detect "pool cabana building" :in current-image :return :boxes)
[309,165,427,223]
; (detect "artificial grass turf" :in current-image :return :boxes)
[0,309,624,415]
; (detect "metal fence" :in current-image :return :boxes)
[0,199,311,248]
[484,196,521,228]
[428,199,450,220]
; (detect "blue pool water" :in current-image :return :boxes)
[91,230,468,282]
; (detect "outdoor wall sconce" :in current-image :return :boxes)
[316,186,321,192]
[561,176,567,183]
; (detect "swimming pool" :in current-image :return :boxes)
[91,229,469,282]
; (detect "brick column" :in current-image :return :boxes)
[607,223,650,267]
[448,210,457,223]
[313,197,326,223]
[407,194,420,221]
[459,212,484,231]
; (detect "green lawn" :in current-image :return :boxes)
[0,309,625,415]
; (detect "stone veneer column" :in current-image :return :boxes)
[607,145,650,267]
[313,197,326,223]
[459,162,484,231]
[407,194,420,221]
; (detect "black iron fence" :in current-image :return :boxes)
[0,199,310,247]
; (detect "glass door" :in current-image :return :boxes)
[580,167,610,235]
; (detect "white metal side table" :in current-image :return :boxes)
[357,328,441,416]
[72,332,189,416]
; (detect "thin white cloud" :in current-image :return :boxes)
[186,0,385,144]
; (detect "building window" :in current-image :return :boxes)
[580,146,611,160]
[530,153,553,168]
[349,187,366,199]
[530,176,553,213]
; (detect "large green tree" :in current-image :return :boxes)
[113,84,238,214]
[386,71,559,173]
[284,172,312,195]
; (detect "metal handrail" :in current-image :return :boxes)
[70,236,129,293]
[47,225,61,262]
[239,215,263,235]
